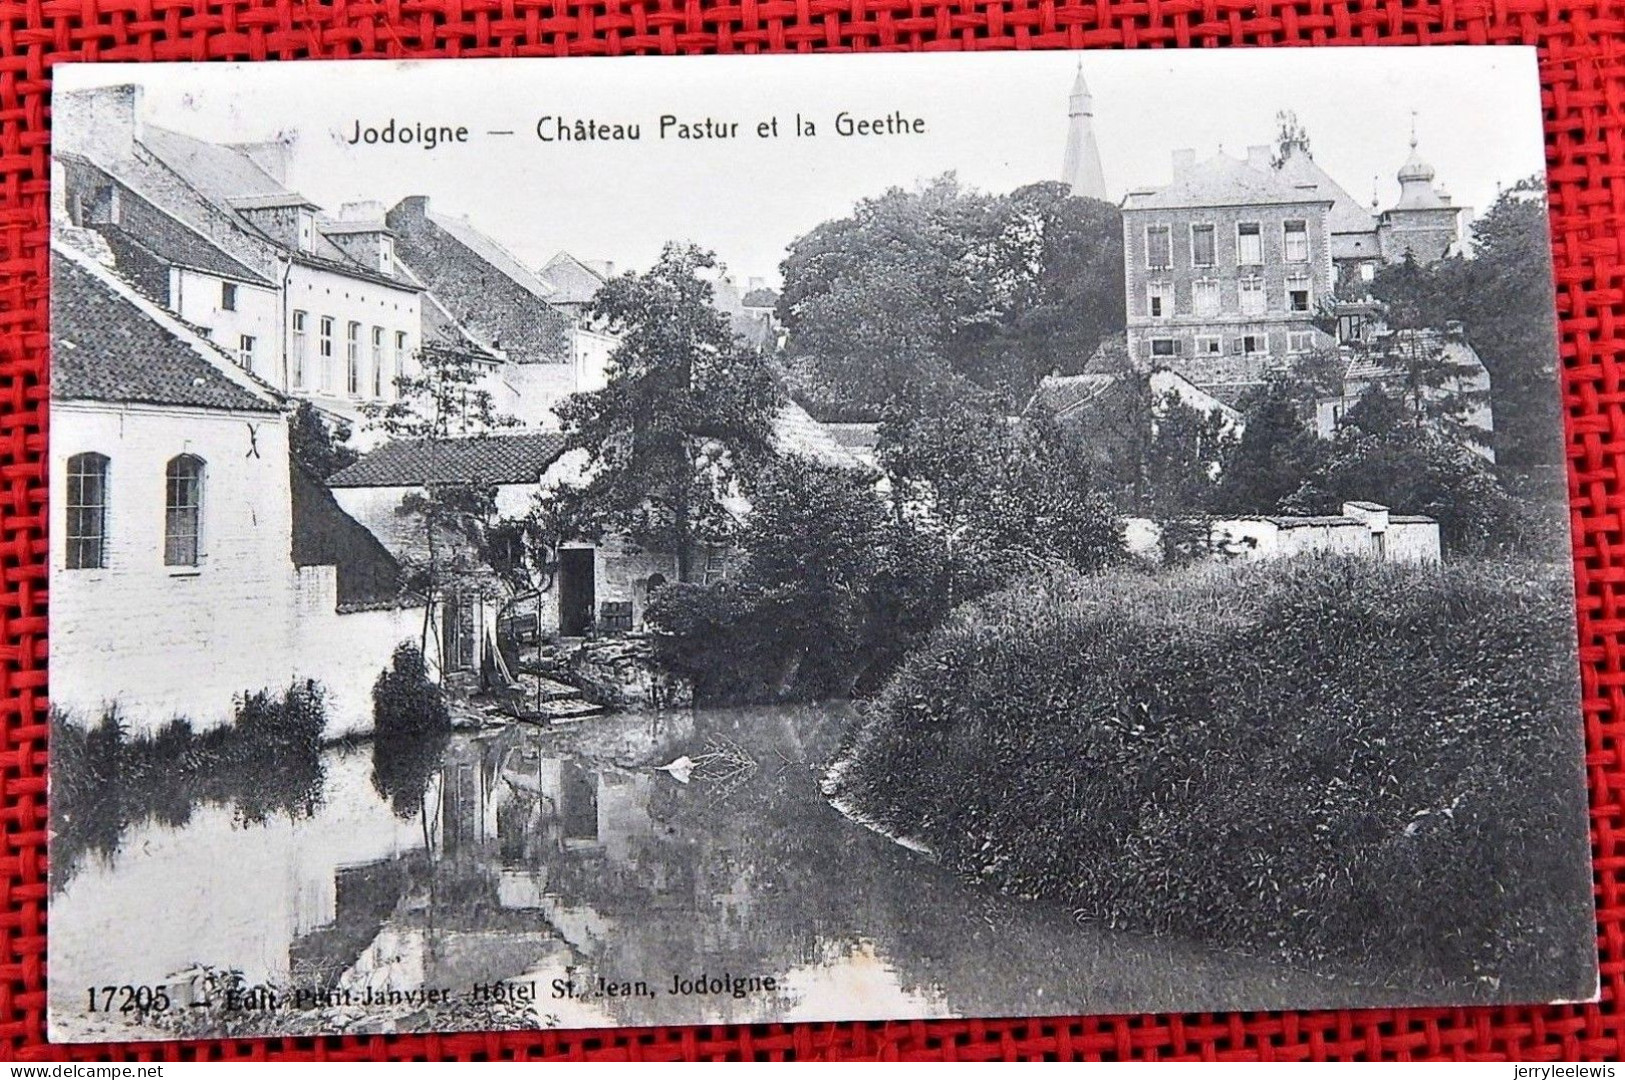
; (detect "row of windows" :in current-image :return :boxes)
[1146,274,1313,319]
[65,453,204,570]
[1148,330,1317,359]
[1144,220,1310,270]
[290,311,409,399]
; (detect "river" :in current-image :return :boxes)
[48,703,1367,1039]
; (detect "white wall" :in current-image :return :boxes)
[51,402,303,732]
[283,263,421,438]
[52,402,430,738]
[170,269,281,383]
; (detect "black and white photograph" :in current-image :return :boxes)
[46,49,1596,1041]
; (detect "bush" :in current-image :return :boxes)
[373,643,450,737]
[831,557,1594,997]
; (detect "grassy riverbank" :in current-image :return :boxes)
[829,556,1596,1000]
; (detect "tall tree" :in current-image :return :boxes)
[1364,177,1564,474]
[778,175,1124,417]
[554,243,782,581]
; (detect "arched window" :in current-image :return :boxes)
[65,452,109,569]
[164,455,204,567]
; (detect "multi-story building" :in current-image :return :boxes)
[53,84,424,441]
[1122,145,1337,400]
[49,239,424,737]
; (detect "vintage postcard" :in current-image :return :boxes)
[47,49,1595,1041]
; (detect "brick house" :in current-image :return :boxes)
[1122,146,1338,398]
[387,197,619,430]
[52,86,425,442]
[49,241,425,738]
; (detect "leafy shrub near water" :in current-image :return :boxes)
[50,683,329,886]
[830,556,1595,996]
[372,643,450,737]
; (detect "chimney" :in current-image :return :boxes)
[230,136,294,183]
[340,200,386,222]
[1445,319,1465,340]
[52,84,143,162]
[388,196,429,237]
[1246,144,1271,171]
[1171,149,1195,179]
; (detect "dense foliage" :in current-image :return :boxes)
[647,409,1127,704]
[372,642,450,737]
[555,243,782,580]
[778,177,1124,418]
[832,558,1593,997]
[1365,179,1564,475]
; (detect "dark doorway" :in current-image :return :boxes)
[559,548,596,637]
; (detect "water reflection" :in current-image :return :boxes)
[50,705,1377,1039]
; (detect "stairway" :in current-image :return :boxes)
[505,672,605,726]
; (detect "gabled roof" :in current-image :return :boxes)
[142,125,291,205]
[290,464,403,608]
[1123,152,1333,211]
[51,244,282,414]
[57,152,275,286]
[1344,332,1487,383]
[772,400,870,471]
[420,288,504,363]
[327,432,571,488]
[1275,148,1379,237]
[427,210,556,303]
[537,251,608,307]
[142,125,410,289]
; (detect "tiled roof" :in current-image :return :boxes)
[144,125,410,289]
[537,251,607,306]
[1123,152,1333,211]
[1344,333,1486,382]
[97,221,265,284]
[1026,372,1119,416]
[741,287,780,308]
[58,151,282,285]
[1275,148,1379,237]
[52,249,280,413]
[143,125,289,203]
[428,211,556,303]
[327,432,571,488]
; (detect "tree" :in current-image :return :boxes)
[1363,178,1565,475]
[554,243,782,581]
[364,337,521,673]
[1213,380,1328,513]
[646,455,890,702]
[288,401,358,479]
[778,175,1124,417]
[876,397,1122,612]
[1292,425,1518,555]
[1271,110,1313,169]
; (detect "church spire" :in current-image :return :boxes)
[1061,62,1108,200]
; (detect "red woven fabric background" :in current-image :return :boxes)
[1,0,1623,1063]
